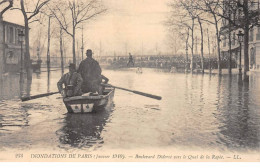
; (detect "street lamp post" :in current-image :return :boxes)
[18,30,25,73]
[18,30,25,97]
[237,30,244,75]
[81,46,84,61]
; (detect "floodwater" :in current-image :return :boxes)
[0,68,260,153]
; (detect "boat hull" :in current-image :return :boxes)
[63,87,115,113]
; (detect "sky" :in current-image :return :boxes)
[84,0,171,56]
[3,0,173,57]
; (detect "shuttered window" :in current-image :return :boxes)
[256,27,260,40]
[9,26,14,43]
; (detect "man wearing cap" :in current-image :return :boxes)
[57,63,83,97]
[78,49,102,93]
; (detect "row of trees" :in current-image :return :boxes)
[0,0,106,79]
[166,0,260,76]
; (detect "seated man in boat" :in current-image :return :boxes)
[99,74,109,94]
[78,49,102,94]
[57,63,83,97]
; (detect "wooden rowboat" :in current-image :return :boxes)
[63,86,115,113]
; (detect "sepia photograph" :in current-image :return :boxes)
[0,0,260,166]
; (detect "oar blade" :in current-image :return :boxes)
[102,83,162,100]
[21,92,59,102]
[133,90,162,100]
[21,97,31,102]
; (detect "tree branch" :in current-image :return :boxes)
[48,4,73,37]
[28,0,50,20]
[76,8,106,25]
[0,0,13,16]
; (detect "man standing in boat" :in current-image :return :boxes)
[57,63,83,97]
[78,49,102,94]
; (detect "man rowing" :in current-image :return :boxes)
[57,63,83,97]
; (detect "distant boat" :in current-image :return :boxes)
[63,86,115,113]
[136,67,143,74]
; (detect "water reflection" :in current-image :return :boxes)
[47,70,50,92]
[217,75,259,151]
[0,69,260,152]
[26,79,32,97]
[0,73,31,135]
[19,73,24,98]
[0,74,20,100]
[57,105,114,150]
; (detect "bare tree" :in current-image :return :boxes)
[167,0,211,72]
[49,0,106,65]
[165,11,191,70]
[165,28,180,55]
[198,16,205,73]
[179,0,197,72]
[13,0,50,79]
[192,0,223,74]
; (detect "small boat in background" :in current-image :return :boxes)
[63,86,115,113]
[136,67,143,74]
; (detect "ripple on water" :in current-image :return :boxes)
[1,69,260,153]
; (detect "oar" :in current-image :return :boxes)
[101,83,162,100]
[21,91,59,102]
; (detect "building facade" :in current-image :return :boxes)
[220,0,260,71]
[0,18,25,73]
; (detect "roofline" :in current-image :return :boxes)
[2,20,25,28]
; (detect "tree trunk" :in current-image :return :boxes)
[72,26,76,64]
[24,19,32,80]
[198,17,204,73]
[47,16,51,71]
[244,26,249,77]
[244,0,249,78]
[81,25,84,61]
[191,17,194,72]
[213,14,221,74]
[21,0,31,80]
[60,28,64,75]
[207,28,211,73]
[228,8,232,74]
[185,28,189,72]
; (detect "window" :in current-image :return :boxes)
[16,29,20,44]
[257,27,260,40]
[15,28,18,44]
[223,35,226,47]
[232,32,236,45]
[250,29,254,42]
[9,26,14,43]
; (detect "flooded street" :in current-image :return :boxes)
[0,69,260,154]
